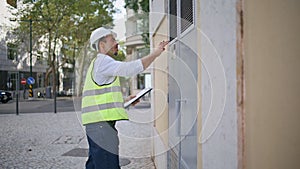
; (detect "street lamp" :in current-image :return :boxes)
[29,18,33,77]
[28,18,33,99]
[10,18,34,98]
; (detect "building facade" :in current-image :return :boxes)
[0,1,74,98]
[150,0,300,169]
[125,7,151,96]
[0,0,47,96]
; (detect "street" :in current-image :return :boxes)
[0,97,80,114]
[0,102,155,168]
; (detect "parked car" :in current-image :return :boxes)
[0,91,12,103]
[58,90,66,96]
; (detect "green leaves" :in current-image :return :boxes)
[12,0,117,86]
[13,0,116,61]
[124,0,149,13]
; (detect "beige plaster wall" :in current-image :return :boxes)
[152,16,169,146]
[244,0,300,168]
[197,0,202,168]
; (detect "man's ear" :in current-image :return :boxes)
[99,41,105,51]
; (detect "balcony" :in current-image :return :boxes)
[125,33,145,47]
[125,19,147,47]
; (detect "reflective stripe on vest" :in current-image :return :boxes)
[81,58,128,125]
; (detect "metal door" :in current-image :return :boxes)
[168,37,198,169]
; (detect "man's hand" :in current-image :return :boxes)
[152,40,169,57]
[125,95,140,107]
[141,40,169,70]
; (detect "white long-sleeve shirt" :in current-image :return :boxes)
[93,53,144,85]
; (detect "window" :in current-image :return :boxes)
[169,0,177,41]
[136,47,150,59]
[7,43,18,60]
[169,0,194,40]
[37,73,44,88]
[137,74,145,89]
[136,19,142,34]
[180,0,193,33]
[7,72,17,90]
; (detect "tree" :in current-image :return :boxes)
[13,0,116,96]
[60,0,116,96]
[7,0,17,8]
[124,0,149,13]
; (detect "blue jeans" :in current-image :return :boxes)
[85,122,120,169]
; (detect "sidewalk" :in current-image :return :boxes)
[0,108,155,169]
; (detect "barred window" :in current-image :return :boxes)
[180,0,193,33]
[169,0,177,41]
[7,43,18,60]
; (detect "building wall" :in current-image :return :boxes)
[196,0,202,168]
[150,11,169,169]
[0,1,49,91]
[200,0,238,168]
[151,0,238,168]
[125,7,150,95]
[244,0,300,168]
[151,0,300,169]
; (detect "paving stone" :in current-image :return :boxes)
[0,108,155,169]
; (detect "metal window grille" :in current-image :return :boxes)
[169,0,177,41]
[180,0,193,33]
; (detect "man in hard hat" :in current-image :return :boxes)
[81,27,168,169]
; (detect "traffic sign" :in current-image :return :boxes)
[21,78,26,85]
[27,77,35,85]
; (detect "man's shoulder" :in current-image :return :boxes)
[96,53,115,63]
[94,54,116,72]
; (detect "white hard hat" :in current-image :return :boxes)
[90,27,117,51]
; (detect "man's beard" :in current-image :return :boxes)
[107,51,118,57]
[106,48,118,57]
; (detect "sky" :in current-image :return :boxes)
[112,0,127,41]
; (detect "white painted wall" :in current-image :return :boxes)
[0,0,17,60]
[149,0,166,34]
[152,128,168,169]
[200,0,238,168]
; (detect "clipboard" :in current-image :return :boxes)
[124,88,152,108]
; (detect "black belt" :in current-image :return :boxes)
[85,121,116,128]
[106,121,116,128]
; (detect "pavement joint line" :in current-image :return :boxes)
[0,107,155,168]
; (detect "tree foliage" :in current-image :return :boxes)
[13,0,116,93]
[7,0,17,8]
[124,0,149,13]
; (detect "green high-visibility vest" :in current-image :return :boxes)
[81,58,128,125]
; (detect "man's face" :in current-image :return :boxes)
[103,35,118,57]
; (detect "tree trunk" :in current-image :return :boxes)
[44,67,52,87]
[45,31,52,89]
[52,53,56,98]
[52,36,58,97]
[76,48,85,97]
